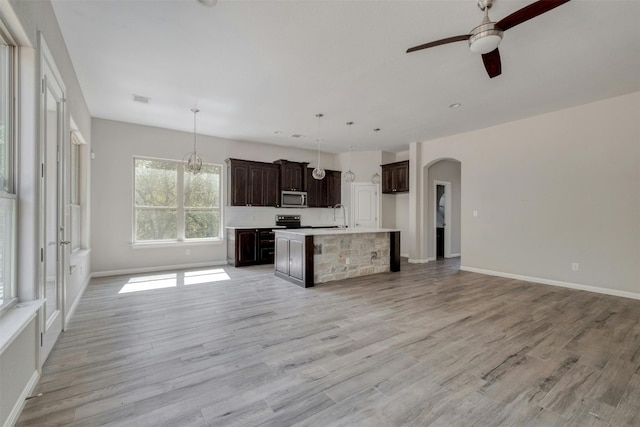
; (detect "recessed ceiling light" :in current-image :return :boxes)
[373,128,381,132]
[449,103,462,109]
[290,133,305,139]
[132,94,150,104]
[274,131,282,134]
[350,145,357,149]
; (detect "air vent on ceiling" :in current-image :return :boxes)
[132,94,151,104]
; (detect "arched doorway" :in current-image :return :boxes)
[425,159,461,262]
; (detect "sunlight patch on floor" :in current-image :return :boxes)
[119,274,178,294]
[118,269,230,293]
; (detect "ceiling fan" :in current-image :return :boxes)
[406,0,571,78]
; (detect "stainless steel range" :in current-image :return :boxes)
[275,214,301,229]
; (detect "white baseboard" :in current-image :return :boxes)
[401,252,409,258]
[65,274,91,330]
[460,266,640,301]
[447,253,461,258]
[92,260,228,278]
[4,370,39,427]
[408,258,430,264]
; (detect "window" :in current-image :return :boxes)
[0,27,16,311]
[70,132,83,252]
[134,157,222,243]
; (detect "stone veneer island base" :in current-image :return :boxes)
[274,228,400,288]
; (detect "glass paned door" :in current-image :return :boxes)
[40,38,66,364]
[44,84,59,325]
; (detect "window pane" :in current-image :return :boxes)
[134,159,177,207]
[71,204,81,252]
[135,208,177,241]
[185,210,219,239]
[184,164,220,208]
[0,42,10,193]
[70,142,79,204]
[0,197,15,307]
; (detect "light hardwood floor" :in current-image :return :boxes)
[17,259,640,426]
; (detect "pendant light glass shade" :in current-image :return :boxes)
[312,113,325,180]
[344,122,356,182]
[183,107,203,174]
[344,169,356,182]
[312,165,326,180]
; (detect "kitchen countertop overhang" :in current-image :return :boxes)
[225,226,286,230]
[274,227,400,236]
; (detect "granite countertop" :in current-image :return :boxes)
[274,227,400,236]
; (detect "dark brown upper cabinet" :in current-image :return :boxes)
[273,159,309,192]
[226,159,279,206]
[381,160,409,194]
[306,168,341,207]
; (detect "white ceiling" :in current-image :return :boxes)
[51,0,640,154]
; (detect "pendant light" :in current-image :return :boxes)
[343,121,356,183]
[371,128,381,184]
[312,113,326,180]
[183,107,203,174]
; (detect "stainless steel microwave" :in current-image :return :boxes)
[281,191,308,208]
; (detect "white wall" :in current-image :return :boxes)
[1,0,92,423]
[91,118,341,275]
[413,91,640,296]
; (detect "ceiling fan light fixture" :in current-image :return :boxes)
[469,23,503,54]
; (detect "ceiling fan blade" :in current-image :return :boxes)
[482,49,502,78]
[497,0,571,31]
[406,34,470,53]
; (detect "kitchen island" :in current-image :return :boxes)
[274,228,400,288]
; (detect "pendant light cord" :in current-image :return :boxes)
[192,107,199,153]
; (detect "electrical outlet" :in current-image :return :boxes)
[571,262,579,271]
[345,257,350,265]
[473,210,478,217]
[186,249,191,256]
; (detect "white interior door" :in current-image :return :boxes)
[351,182,379,228]
[40,38,67,365]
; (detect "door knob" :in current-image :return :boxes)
[59,241,71,246]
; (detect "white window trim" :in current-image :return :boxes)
[0,20,18,315]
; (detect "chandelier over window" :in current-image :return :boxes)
[183,107,203,174]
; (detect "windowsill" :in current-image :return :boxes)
[131,239,223,249]
[71,248,91,263]
[0,299,44,354]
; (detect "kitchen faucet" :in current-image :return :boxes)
[333,204,347,228]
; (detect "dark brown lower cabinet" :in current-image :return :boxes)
[227,228,275,267]
[274,232,314,287]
